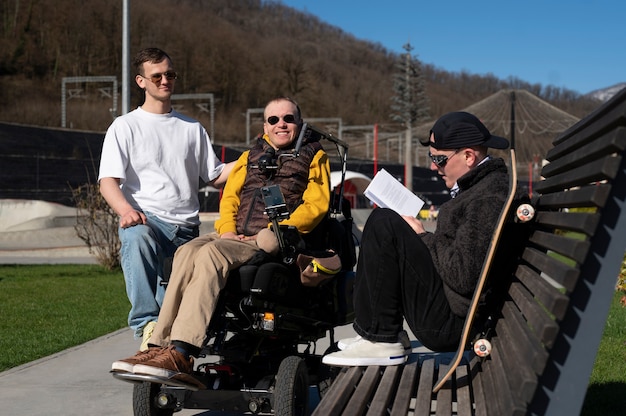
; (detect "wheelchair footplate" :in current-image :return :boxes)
[111,371,206,391]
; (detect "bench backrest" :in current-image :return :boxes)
[479,87,626,415]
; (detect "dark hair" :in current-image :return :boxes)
[264,97,302,120]
[132,48,172,76]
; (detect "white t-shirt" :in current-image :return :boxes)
[98,107,224,226]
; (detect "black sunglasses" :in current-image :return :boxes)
[266,114,297,125]
[428,149,460,167]
[142,71,178,84]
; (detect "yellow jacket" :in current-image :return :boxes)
[215,136,331,235]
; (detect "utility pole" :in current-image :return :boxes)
[121,0,130,115]
[403,45,413,191]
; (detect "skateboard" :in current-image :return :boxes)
[432,147,527,393]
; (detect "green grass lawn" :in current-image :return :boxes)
[0,264,128,371]
[0,264,624,413]
[581,290,626,415]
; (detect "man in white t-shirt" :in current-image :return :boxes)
[98,48,231,350]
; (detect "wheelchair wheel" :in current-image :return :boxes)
[133,382,174,416]
[273,356,309,416]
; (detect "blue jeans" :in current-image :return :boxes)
[353,208,464,351]
[119,212,198,338]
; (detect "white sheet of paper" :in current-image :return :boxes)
[363,168,425,217]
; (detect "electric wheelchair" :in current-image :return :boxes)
[114,124,358,416]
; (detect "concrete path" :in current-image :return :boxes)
[0,323,365,415]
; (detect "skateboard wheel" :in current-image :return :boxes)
[473,339,492,357]
[516,204,535,222]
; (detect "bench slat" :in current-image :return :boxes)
[553,88,626,147]
[470,358,488,416]
[528,230,591,264]
[536,154,622,193]
[344,366,381,416]
[435,364,452,416]
[521,247,579,292]
[546,122,624,162]
[414,359,435,415]
[535,211,600,235]
[478,357,506,416]
[389,360,418,416]
[516,264,570,320]
[537,183,611,209]
[492,331,539,402]
[500,301,549,374]
[367,365,400,416]
[486,337,528,416]
[542,127,626,176]
[311,366,363,415]
[508,281,560,347]
[455,363,473,416]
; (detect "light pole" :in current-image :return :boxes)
[403,43,413,191]
[121,0,130,115]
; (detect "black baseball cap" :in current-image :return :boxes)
[421,111,509,150]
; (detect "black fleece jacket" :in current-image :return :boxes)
[421,157,510,317]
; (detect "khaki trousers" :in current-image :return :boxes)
[150,232,259,348]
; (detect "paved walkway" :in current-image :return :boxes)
[0,328,138,416]
[0,323,366,415]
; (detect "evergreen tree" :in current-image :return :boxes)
[391,43,430,127]
[390,42,430,189]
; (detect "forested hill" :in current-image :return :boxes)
[0,0,600,142]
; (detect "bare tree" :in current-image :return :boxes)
[71,182,120,270]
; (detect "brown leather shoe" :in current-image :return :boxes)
[132,345,193,379]
[111,347,165,373]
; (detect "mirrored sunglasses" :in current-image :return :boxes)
[266,114,297,125]
[428,149,459,167]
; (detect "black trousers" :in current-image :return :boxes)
[353,208,464,351]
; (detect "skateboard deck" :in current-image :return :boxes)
[432,148,519,393]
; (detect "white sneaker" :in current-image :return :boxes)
[322,338,409,367]
[337,330,411,351]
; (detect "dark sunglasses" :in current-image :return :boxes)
[142,71,178,84]
[428,149,460,167]
[266,114,297,125]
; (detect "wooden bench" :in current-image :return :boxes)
[313,88,626,416]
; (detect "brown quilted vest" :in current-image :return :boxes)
[236,137,323,236]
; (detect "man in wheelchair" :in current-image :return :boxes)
[110,97,333,387]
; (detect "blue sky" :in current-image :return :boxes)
[278,0,625,95]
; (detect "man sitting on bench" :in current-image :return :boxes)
[323,112,510,367]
